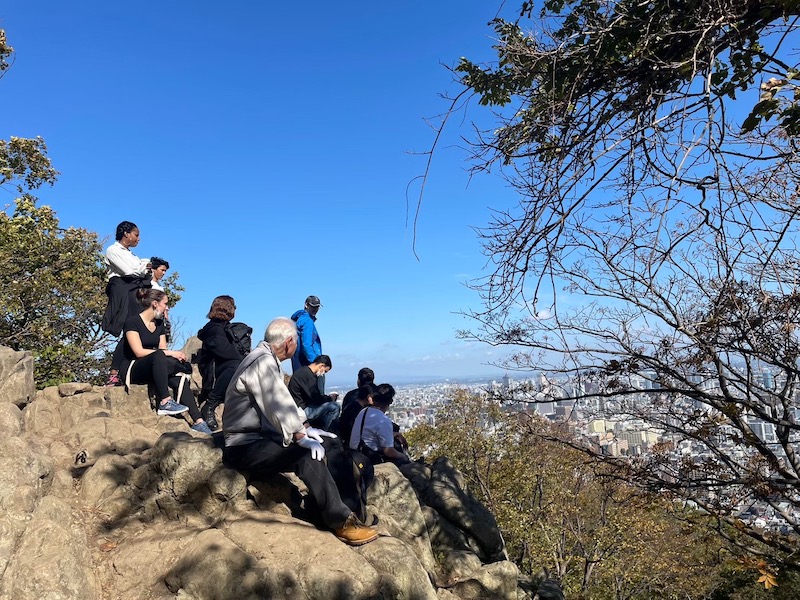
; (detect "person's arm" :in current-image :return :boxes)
[125,330,156,359]
[106,244,149,277]
[382,446,410,463]
[158,334,186,361]
[377,417,409,463]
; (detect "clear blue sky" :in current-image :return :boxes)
[2,1,522,386]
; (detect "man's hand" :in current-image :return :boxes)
[305,427,337,444]
[296,436,325,460]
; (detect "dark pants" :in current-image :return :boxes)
[111,339,125,372]
[210,362,238,403]
[127,350,201,421]
[223,437,351,529]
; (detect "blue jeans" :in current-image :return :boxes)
[304,401,341,432]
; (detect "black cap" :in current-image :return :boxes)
[305,295,322,307]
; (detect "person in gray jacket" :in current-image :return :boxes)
[222,317,378,546]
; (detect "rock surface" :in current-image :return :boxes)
[0,344,523,599]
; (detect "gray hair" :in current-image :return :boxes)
[264,317,297,348]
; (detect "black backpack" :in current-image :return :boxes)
[327,444,374,524]
[227,322,252,357]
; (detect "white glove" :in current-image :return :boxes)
[305,427,337,444]
[296,436,325,460]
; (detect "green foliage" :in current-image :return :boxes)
[409,391,723,598]
[161,272,184,308]
[0,136,59,192]
[458,0,800,157]
[0,198,110,387]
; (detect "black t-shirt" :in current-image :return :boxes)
[339,400,363,446]
[122,314,164,362]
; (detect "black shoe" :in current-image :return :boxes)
[202,399,220,431]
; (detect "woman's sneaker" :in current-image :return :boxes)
[190,421,213,435]
[105,373,122,387]
[157,400,189,415]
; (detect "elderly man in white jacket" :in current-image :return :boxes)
[222,317,377,546]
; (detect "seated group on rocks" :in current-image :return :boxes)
[100,220,411,545]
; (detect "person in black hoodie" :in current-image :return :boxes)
[197,295,246,431]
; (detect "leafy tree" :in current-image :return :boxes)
[447,0,800,571]
[0,198,110,387]
[409,391,721,599]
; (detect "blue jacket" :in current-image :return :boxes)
[291,309,321,372]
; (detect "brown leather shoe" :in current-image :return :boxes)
[334,513,378,546]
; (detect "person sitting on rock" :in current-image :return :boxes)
[340,368,374,423]
[348,384,410,467]
[197,295,246,431]
[148,256,173,343]
[288,354,340,432]
[222,317,378,546]
[339,382,376,447]
[121,288,212,435]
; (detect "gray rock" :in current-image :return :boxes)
[360,536,439,600]
[166,528,307,600]
[0,436,53,519]
[0,401,23,437]
[428,457,506,562]
[58,382,93,396]
[59,390,113,431]
[105,384,155,419]
[0,346,35,407]
[449,560,520,600]
[225,511,385,599]
[22,387,62,434]
[369,463,437,577]
[80,453,135,507]
[0,496,98,600]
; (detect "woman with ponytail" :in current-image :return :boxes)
[122,288,212,435]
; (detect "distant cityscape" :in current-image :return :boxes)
[328,370,800,537]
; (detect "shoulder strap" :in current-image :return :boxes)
[359,406,372,437]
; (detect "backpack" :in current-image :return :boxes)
[227,322,253,357]
[327,443,374,524]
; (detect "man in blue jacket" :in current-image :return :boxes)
[291,295,323,375]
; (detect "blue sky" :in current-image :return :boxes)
[1,2,523,386]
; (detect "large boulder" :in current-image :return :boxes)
[0,346,35,407]
[0,495,98,600]
[427,457,507,562]
[368,463,437,577]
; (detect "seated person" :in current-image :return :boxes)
[339,383,376,447]
[149,256,172,342]
[348,384,410,466]
[197,295,247,431]
[288,355,340,432]
[122,288,212,435]
[222,317,377,546]
[341,367,375,415]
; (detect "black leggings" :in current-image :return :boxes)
[127,350,201,421]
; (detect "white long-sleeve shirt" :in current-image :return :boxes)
[105,241,149,280]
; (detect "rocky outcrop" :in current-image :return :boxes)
[0,345,525,600]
